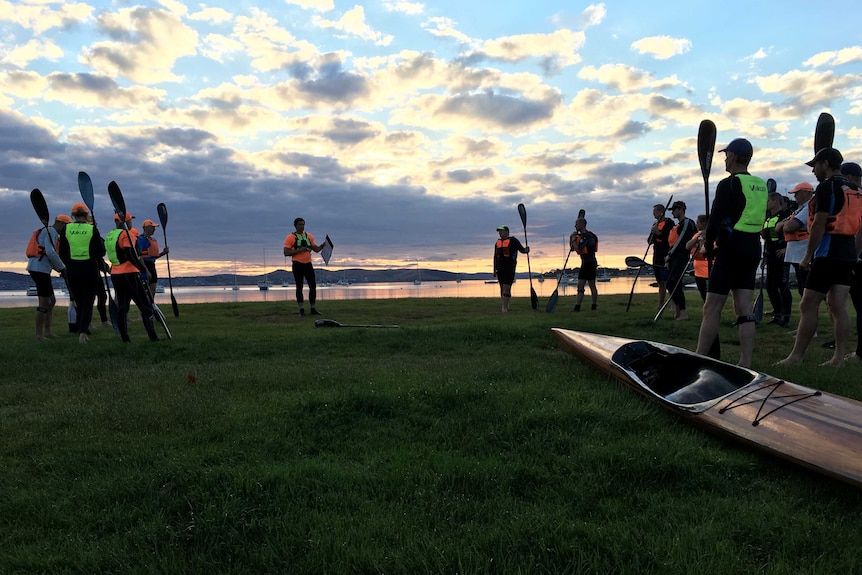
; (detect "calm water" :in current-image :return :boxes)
[0,278,661,309]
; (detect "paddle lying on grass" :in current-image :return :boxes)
[517,203,538,310]
[30,188,75,306]
[314,319,399,328]
[108,180,172,340]
[626,194,672,312]
[546,208,585,313]
[78,171,118,331]
[814,112,835,153]
[156,202,179,317]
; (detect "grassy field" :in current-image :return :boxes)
[2,294,862,574]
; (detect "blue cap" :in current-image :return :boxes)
[719,138,753,156]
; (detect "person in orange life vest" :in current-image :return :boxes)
[649,203,674,309]
[775,182,815,301]
[685,214,711,302]
[137,219,169,299]
[26,214,69,340]
[696,138,767,367]
[569,217,598,312]
[106,212,158,342]
[664,200,696,321]
[493,225,529,312]
[838,161,862,361]
[778,148,862,367]
[284,217,326,316]
[58,203,106,344]
[762,191,794,327]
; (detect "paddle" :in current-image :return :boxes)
[696,119,720,357]
[156,202,179,317]
[626,194,672,312]
[314,319,399,328]
[753,257,765,325]
[30,188,75,306]
[78,171,119,331]
[814,112,835,153]
[546,208,585,313]
[517,203,538,310]
[108,180,172,340]
[766,178,777,195]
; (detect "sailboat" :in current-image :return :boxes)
[232,260,240,291]
[413,261,422,285]
[258,249,272,291]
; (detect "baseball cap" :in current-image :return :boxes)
[668,200,687,211]
[789,182,814,195]
[718,138,753,156]
[840,162,862,178]
[142,219,159,227]
[55,214,72,223]
[496,225,509,231]
[805,147,843,168]
[71,203,89,215]
[113,212,134,223]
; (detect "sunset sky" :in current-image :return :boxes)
[2,0,861,277]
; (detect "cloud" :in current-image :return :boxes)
[0,0,92,34]
[578,63,683,93]
[230,8,320,72]
[80,6,199,83]
[286,0,335,11]
[580,3,607,29]
[753,69,860,117]
[313,5,394,46]
[1,38,64,68]
[631,36,692,60]
[422,17,472,44]
[469,29,585,72]
[189,7,234,24]
[383,2,425,15]
[804,46,862,68]
[45,73,166,109]
[446,167,495,184]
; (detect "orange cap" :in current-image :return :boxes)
[71,203,89,215]
[789,182,814,194]
[142,219,159,227]
[113,212,134,222]
[55,214,72,223]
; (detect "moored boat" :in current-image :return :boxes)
[552,328,862,489]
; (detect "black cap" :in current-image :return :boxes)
[841,162,862,178]
[668,200,686,211]
[806,147,844,168]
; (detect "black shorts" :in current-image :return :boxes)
[496,265,516,285]
[805,258,855,294]
[29,271,54,298]
[144,261,158,284]
[653,265,669,282]
[708,249,759,295]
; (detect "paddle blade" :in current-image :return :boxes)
[753,292,764,325]
[171,294,179,318]
[77,172,95,212]
[697,119,717,182]
[30,188,49,225]
[517,203,527,228]
[766,178,777,195]
[157,202,168,229]
[577,209,586,219]
[530,287,538,310]
[814,112,835,154]
[107,180,127,218]
[625,256,650,268]
[545,290,559,313]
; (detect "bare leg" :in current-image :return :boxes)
[500,283,511,312]
[822,285,851,367]
[732,289,755,368]
[777,288,826,365]
[697,292,727,357]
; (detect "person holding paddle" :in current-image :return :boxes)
[59,203,106,344]
[137,219,169,299]
[26,214,69,340]
[778,148,862,367]
[664,201,696,321]
[105,211,159,343]
[649,203,675,309]
[493,225,529,312]
[284,217,326,317]
[695,138,767,367]
[570,217,599,312]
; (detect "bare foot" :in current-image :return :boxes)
[78,333,89,344]
[820,358,845,368]
[775,356,802,366]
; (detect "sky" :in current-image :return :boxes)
[2,0,862,277]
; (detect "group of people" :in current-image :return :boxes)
[26,202,168,343]
[648,138,862,368]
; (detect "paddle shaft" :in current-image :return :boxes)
[627,194,673,312]
[517,203,538,310]
[157,202,179,317]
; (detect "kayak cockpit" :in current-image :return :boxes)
[611,341,759,411]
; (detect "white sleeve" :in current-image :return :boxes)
[42,228,66,272]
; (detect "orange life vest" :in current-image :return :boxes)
[808,181,862,237]
[495,238,511,257]
[25,229,45,259]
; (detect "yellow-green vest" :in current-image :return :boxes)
[104,229,123,266]
[65,222,94,260]
[734,174,768,233]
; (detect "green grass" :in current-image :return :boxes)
[2,295,862,574]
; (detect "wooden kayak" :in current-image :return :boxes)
[552,328,862,489]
